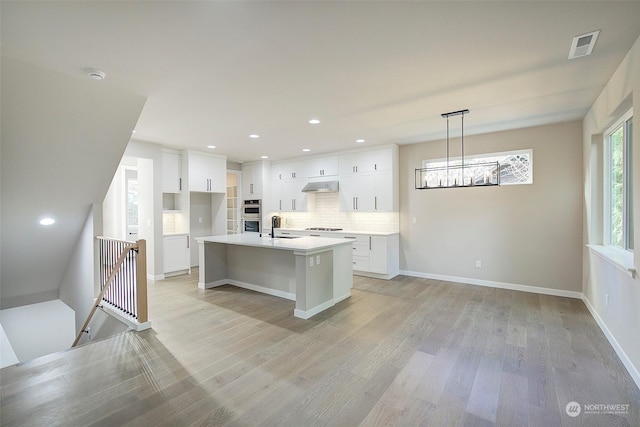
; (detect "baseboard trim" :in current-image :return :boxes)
[399,270,583,299]
[200,279,296,301]
[99,302,152,332]
[582,296,640,389]
[294,299,335,320]
[148,274,164,281]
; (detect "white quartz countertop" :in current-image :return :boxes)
[276,228,399,236]
[196,233,352,253]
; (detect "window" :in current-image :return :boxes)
[422,149,533,186]
[605,109,633,251]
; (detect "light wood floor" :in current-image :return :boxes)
[1,271,639,426]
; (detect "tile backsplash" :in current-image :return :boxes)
[269,192,399,232]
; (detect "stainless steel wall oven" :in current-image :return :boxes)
[242,199,261,234]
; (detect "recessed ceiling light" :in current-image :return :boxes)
[308,119,320,125]
[356,139,365,143]
[302,148,311,152]
[261,155,269,159]
[249,134,260,139]
[39,217,55,226]
[207,145,216,149]
[85,68,106,80]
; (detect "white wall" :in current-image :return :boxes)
[123,141,165,279]
[59,204,101,334]
[583,36,640,386]
[0,323,19,368]
[399,121,584,294]
[0,300,75,362]
[0,56,146,308]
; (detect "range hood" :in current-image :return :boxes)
[301,180,339,193]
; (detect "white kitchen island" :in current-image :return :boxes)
[196,234,353,319]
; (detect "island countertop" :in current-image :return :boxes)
[196,233,352,254]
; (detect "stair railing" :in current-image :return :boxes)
[72,237,147,347]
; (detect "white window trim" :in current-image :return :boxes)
[603,108,633,250]
[587,244,636,278]
[422,148,533,186]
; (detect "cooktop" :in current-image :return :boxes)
[305,227,343,231]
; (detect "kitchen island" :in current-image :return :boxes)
[196,234,353,319]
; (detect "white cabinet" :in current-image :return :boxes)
[374,148,393,172]
[272,161,305,181]
[304,156,339,178]
[339,147,396,212]
[273,180,308,212]
[163,234,190,274]
[338,233,399,279]
[369,236,388,274]
[188,152,226,193]
[339,151,376,175]
[339,173,375,212]
[162,151,182,193]
[273,230,399,279]
[373,170,393,212]
[242,162,266,199]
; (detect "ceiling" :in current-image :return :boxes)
[2,1,640,163]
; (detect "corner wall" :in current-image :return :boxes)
[399,120,583,294]
[583,36,640,386]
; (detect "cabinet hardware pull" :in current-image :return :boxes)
[369,236,371,250]
[179,178,182,191]
[187,235,190,248]
[374,196,377,210]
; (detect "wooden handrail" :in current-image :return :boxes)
[72,241,139,347]
[135,239,148,323]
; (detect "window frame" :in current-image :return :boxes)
[422,148,533,186]
[603,108,633,252]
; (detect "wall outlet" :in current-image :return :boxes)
[412,217,417,224]
[605,294,609,307]
[309,257,314,267]
[198,217,203,223]
[316,255,320,265]
[475,260,482,268]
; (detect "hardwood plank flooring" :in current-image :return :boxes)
[1,271,639,426]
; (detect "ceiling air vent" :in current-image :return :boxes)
[568,30,600,59]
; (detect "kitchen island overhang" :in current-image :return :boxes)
[196,234,353,319]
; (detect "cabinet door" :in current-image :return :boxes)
[339,151,376,175]
[163,235,190,273]
[305,156,339,178]
[281,180,307,211]
[189,153,226,193]
[374,148,393,172]
[374,170,393,211]
[279,161,303,180]
[340,173,375,211]
[369,236,388,274]
[162,152,182,193]
[188,153,209,192]
[243,163,264,198]
[209,156,226,193]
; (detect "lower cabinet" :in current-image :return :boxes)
[163,234,190,275]
[274,230,399,279]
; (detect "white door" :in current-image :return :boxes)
[125,169,138,241]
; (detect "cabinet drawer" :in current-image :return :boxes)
[352,255,370,271]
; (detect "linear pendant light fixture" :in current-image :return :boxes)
[415,109,500,189]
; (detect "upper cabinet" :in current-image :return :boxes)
[162,150,182,193]
[339,147,397,212]
[242,161,267,199]
[272,160,305,181]
[305,156,339,178]
[188,151,226,193]
[339,150,376,175]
